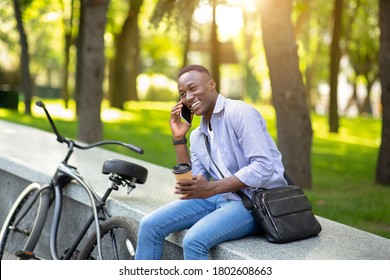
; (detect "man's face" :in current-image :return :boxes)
[178,70,216,119]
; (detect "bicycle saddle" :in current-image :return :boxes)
[102,159,148,184]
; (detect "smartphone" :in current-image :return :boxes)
[180,105,192,124]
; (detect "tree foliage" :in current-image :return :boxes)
[0,0,387,186]
[150,0,198,29]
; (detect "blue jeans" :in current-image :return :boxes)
[135,194,258,260]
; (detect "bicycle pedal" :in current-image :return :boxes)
[15,250,41,260]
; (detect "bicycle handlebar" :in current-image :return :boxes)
[36,100,66,143]
[35,100,144,155]
[74,140,143,154]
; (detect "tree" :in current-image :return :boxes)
[242,6,261,103]
[260,0,313,188]
[109,0,143,109]
[376,0,390,185]
[151,0,224,84]
[293,0,333,111]
[60,0,75,109]
[13,0,33,115]
[76,0,109,143]
[210,0,220,92]
[342,0,379,117]
[329,0,343,133]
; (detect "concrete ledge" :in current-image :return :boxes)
[1,119,390,259]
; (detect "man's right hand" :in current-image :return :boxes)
[170,100,191,139]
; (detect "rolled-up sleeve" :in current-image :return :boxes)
[227,103,280,189]
[190,142,211,180]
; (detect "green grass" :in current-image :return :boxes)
[1,99,389,239]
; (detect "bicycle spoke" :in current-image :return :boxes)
[109,230,120,260]
[77,217,137,260]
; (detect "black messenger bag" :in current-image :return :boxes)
[203,134,321,243]
[236,186,322,243]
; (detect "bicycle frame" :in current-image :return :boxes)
[49,162,107,260]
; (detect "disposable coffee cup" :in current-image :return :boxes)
[172,163,192,181]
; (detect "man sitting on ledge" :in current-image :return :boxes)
[135,64,287,260]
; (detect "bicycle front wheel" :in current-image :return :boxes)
[78,216,138,260]
[0,183,51,260]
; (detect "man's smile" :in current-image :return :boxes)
[190,100,201,110]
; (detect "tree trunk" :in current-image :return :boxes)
[210,0,220,93]
[260,0,313,188]
[109,0,142,108]
[329,0,343,133]
[62,32,71,109]
[376,0,390,185]
[344,79,360,114]
[13,0,32,115]
[182,19,192,68]
[126,0,142,102]
[362,79,374,115]
[76,0,109,143]
[61,0,75,109]
[243,10,260,102]
[110,19,131,108]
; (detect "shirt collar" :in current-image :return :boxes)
[200,94,226,134]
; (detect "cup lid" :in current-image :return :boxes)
[172,163,192,174]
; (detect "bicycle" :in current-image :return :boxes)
[0,100,148,260]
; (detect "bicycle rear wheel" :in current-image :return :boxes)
[78,216,138,260]
[0,183,51,260]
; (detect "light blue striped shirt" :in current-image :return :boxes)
[189,94,287,200]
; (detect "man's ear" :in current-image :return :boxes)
[209,79,216,90]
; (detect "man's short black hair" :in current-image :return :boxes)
[178,64,211,79]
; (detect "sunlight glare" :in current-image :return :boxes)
[44,12,59,22]
[194,5,212,24]
[216,5,243,40]
[102,108,121,122]
[137,74,177,100]
[193,2,244,41]
[33,103,75,120]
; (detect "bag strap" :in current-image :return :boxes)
[203,134,226,179]
[283,172,294,185]
[203,134,255,210]
[202,134,294,211]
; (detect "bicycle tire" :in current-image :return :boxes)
[77,216,138,260]
[0,183,51,260]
